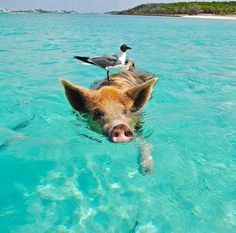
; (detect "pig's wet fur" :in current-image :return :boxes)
[61,59,158,174]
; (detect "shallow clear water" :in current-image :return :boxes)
[0,13,236,233]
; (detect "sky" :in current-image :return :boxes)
[0,0,228,13]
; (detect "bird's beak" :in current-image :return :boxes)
[127,46,132,50]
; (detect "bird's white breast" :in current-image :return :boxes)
[118,51,126,65]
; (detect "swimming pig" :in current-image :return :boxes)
[61,60,158,143]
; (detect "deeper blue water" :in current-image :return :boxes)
[0,13,236,233]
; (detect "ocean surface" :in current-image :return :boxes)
[0,13,235,233]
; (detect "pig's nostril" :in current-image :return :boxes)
[125,130,133,137]
[114,132,119,137]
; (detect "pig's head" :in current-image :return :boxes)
[61,78,158,142]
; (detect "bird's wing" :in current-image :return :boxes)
[89,55,121,69]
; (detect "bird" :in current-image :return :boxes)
[74,44,132,80]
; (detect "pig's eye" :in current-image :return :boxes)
[123,109,128,115]
[93,109,104,120]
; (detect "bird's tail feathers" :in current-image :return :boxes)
[74,56,94,65]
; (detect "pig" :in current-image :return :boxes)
[61,60,158,143]
[61,60,159,174]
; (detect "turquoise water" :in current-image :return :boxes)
[0,13,236,232]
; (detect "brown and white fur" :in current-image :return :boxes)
[61,60,158,174]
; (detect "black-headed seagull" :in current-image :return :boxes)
[74,44,132,80]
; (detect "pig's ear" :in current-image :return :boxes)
[61,79,93,113]
[125,78,158,112]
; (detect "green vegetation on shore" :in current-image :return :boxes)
[110,1,236,16]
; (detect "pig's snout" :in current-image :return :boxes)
[111,124,133,143]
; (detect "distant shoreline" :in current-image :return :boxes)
[0,9,78,14]
[108,13,236,20]
[124,14,236,20]
[108,1,236,20]
[181,14,236,20]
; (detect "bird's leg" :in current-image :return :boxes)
[106,71,110,81]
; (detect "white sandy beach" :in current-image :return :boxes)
[182,15,236,20]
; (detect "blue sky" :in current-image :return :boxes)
[0,0,227,13]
